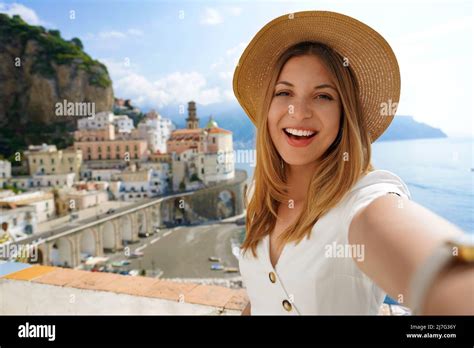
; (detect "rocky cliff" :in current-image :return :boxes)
[0,14,114,157]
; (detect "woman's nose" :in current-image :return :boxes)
[288,99,313,120]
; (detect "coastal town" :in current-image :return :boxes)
[0,99,247,281]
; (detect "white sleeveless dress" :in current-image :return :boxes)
[238,169,411,315]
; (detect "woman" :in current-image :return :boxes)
[233,11,474,315]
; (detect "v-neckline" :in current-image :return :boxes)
[265,234,288,271]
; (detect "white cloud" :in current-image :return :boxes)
[211,41,248,82]
[200,7,223,25]
[200,6,243,26]
[127,28,144,36]
[226,41,247,57]
[0,2,47,25]
[102,58,225,108]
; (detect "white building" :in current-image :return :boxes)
[111,166,169,201]
[0,191,55,223]
[8,173,75,190]
[0,206,37,241]
[113,115,134,135]
[89,169,121,182]
[0,160,12,180]
[138,110,175,153]
[77,111,115,130]
[63,189,109,210]
[168,114,235,190]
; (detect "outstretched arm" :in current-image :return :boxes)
[349,193,474,314]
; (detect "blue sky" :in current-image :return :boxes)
[0,0,472,136]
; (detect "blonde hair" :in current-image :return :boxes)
[241,41,374,258]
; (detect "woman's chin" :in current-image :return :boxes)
[281,158,320,167]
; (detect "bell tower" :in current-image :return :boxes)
[186,101,200,129]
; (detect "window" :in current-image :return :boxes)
[87,147,91,153]
[51,158,54,164]
[201,168,204,174]
[134,145,138,151]
[107,146,111,152]
[126,145,129,151]
[40,159,43,164]
[213,138,216,144]
[98,147,102,153]
[33,159,36,164]
[70,167,73,172]
[13,218,17,226]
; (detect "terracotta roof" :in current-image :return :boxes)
[207,128,232,135]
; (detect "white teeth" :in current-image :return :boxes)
[284,128,316,137]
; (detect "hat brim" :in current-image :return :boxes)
[232,10,400,143]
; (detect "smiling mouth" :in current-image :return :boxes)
[283,128,318,139]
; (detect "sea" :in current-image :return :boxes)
[235,136,473,234]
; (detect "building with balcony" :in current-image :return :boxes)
[167,102,235,190]
[0,191,55,223]
[77,111,114,130]
[24,144,82,178]
[137,110,175,153]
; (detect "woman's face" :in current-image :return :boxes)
[268,54,341,167]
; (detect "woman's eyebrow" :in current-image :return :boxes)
[275,81,337,91]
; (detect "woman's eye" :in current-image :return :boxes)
[275,91,290,97]
[315,94,333,101]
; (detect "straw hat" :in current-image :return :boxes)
[232,10,400,143]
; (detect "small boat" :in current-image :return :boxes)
[208,256,221,262]
[111,260,130,267]
[210,263,224,270]
[224,267,239,273]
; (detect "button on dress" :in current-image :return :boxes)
[238,169,412,315]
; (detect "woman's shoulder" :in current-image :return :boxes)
[348,169,411,198]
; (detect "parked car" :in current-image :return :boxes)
[106,208,116,214]
[211,263,224,271]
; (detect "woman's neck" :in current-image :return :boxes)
[284,161,317,206]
